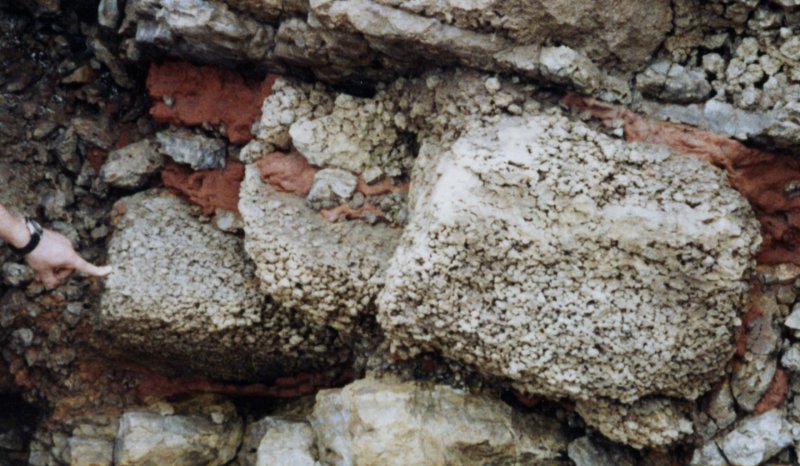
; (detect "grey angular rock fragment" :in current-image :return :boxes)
[156,129,226,170]
[239,164,401,332]
[255,419,318,466]
[114,397,242,466]
[307,168,358,209]
[567,436,637,466]
[98,0,122,28]
[637,60,712,103]
[123,0,276,65]
[378,113,760,404]
[781,345,800,372]
[99,139,164,189]
[100,190,348,380]
[785,304,800,332]
[575,398,694,449]
[689,442,728,466]
[1,262,33,287]
[67,437,113,466]
[310,378,567,466]
[707,378,738,430]
[641,99,778,142]
[717,410,793,466]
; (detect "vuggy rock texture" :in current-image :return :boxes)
[575,398,694,449]
[239,164,401,331]
[378,113,760,404]
[309,378,568,466]
[100,190,348,380]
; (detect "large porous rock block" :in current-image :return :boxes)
[378,113,761,404]
[100,190,348,380]
[239,164,401,332]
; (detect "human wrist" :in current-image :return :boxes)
[6,215,31,249]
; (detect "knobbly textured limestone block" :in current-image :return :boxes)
[239,165,401,332]
[575,398,693,449]
[100,190,348,380]
[378,113,761,404]
[310,378,567,466]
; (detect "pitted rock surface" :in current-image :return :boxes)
[378,113,761,403]
[100,190,348,380]
[239,165,401,332]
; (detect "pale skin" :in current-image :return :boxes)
[0,204,111,288]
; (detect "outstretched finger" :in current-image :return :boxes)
[53,268,73,281]
[71,255,112,277]
[38,270,59,289]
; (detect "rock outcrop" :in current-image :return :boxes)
[378,113,761,404]
[239,164,401,332]
[309,377,568,466]
[100,190,349,380]
[114,395,242,466]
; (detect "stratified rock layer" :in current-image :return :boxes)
[100,190,348,380]
[378,113,761,404]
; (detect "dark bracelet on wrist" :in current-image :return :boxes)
[9,218,43,256]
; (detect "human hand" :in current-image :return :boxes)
[24,229,112,288]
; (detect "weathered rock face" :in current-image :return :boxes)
[121,0,668,97]
[378,113,761,404]
[114,396,242,466]
[239,164,401,332]
[575,398,693,449]
[309,378,568,466]
[100,190,349,380]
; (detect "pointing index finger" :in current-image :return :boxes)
[71,256,113,277]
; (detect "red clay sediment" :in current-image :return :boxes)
[256,151,318,196]
[147,61,277,144]
[162,161,245,215]
[255,151,409,223]
[563,94,800,266]
[753,367,789,414]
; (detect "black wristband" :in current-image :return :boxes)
[9,218,43,256]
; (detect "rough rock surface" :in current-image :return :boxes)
[575,398,693,449]
[114,396,242,466]
[378,112,760,404]
[100,190,348,380]
[254,418,318,466]
[309,377,567,466]
[716,410,794,466]
[239,164,401,331]
[156,129,226,170]
[98,139,164,189]
[122,0,670,96]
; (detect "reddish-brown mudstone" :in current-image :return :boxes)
[320,202,384,222]
[256,151,318,196]
[147,61,277,144]
[162,161,245,215]
[753,368,789,414]
[563,93,800,266]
